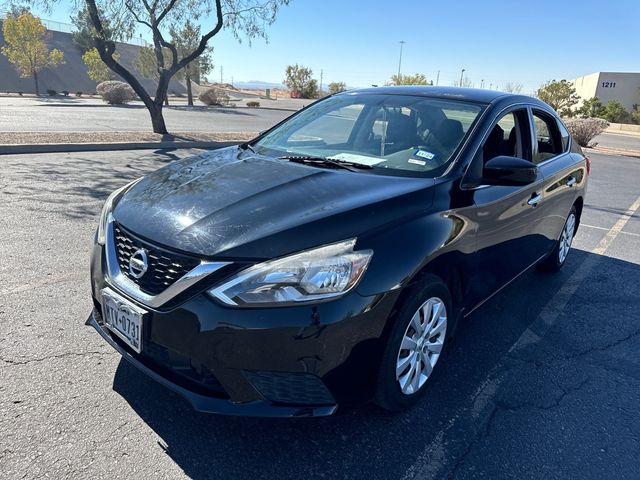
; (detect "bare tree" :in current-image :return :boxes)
[30,0,290,133]
[454,75,473,88]
[503,82,523,94]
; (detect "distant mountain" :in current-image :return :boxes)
[233,80,287,90]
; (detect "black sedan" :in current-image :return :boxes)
[88,86,588,417]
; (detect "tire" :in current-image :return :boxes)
[538,205,578,272]
[375,275,452,412]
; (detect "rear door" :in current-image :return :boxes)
[528,108,585,256]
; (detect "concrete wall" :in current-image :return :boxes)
[573,72,600,107]
[573,72,640,111]
[0,23,185,95]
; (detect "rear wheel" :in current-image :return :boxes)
[375,275,452,411]
[538,206,577,272]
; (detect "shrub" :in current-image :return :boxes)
[47,89,57,96]
[603,100,629,123]
[96,81,136,104]
[198,88,230,106]
[62,90,69,96]
[75,91,83,97]
[18,91,23,96]
[564,118,609,147]
[246,101,260,108]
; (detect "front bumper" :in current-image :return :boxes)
[89,243,399,417]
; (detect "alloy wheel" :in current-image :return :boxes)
[395,297,447,395]
[559,212,576,264]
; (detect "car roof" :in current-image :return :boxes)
[347,86,514,104]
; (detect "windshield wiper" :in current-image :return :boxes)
[239,142,257,154]
[278,155,372,172]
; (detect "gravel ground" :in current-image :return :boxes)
[0,131,256,145]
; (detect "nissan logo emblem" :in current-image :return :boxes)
[129,249,149,279]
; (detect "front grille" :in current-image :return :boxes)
[114,223,200,295]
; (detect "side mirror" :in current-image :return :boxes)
[483,156,538,186]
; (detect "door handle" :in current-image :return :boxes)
[527,193,542,206]
[566,177,577,187]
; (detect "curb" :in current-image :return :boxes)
[0,140,241,155]
[603,129,640,138]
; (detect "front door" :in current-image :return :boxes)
[464,108,552,306]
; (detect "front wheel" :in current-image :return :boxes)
[375,275,452,411]
[538,206,577,272]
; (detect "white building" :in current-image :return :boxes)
[572,72,640,110]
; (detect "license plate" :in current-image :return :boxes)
[101,288,145,353]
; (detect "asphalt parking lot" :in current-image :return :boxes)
[1,147,639,479]
[0,96,296,133]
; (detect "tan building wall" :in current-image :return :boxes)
[572,72,640,111]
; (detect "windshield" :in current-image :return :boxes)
[253,93,484,176]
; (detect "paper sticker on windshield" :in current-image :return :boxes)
[327,153,385,166]
[408,158,426,166]
[413,149,436,161]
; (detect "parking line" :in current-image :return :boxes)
[581,223,640,238]
[591,195,640,255]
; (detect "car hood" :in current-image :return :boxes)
[113,147,435,258]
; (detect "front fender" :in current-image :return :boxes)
[355,206,476,297]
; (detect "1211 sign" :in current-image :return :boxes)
[602,81,616,88]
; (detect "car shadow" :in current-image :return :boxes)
[110,249,640,479]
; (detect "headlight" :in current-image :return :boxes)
[208,239,373,306]
[96,179,141,245]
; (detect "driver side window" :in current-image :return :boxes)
[464,109,531,186]
[482,110,530,164]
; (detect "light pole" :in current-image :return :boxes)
[397,41,406,79]
[480,79,484,89]
[459,68,465,87]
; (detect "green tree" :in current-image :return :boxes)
[536,79,579,116]
[82,47,118,82]
[603,100,628,123]
[6,3,31,16]
[328,81,347,94]
[577,97,606,118]
[284,64,318,98]
[134,46,166,79]
[631,105,640,125]
[134,46,174,105]
[388,73,429,86]
[170,21,214,106]
[70,6,118,53]
[0,12,64,95]
[31,0,291,134]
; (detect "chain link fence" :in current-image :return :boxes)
[0,10,149,47]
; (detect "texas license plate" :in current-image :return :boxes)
[101,288,145,353]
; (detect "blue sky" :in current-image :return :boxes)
[27,0,640,91]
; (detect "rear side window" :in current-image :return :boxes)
[532,110,563,164]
